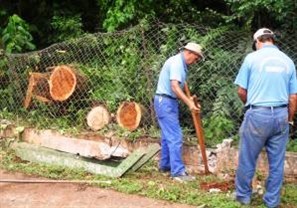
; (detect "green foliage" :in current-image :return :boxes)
[199,78,242,146]
[224,0,297,30]
[114,179,143,193]
[0,8,7,39]
[287,140,297,152]
[24,100,88,133]
[51,14,84,42]
[0,51,8,78]
[101,0,137,32]
[203,116,234,147]
[2,14,36,53]
[1,0,296,48]
[0,52,21,111]
[99,0,227,32]
[282,184,297,205]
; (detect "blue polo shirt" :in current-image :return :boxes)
[235,44,297,106]
[156,52,188,98]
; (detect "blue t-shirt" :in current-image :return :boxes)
[156,52,188,98]
[235,44,297,106]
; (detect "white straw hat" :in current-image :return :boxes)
[182,42,205,60]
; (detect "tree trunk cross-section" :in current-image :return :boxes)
[24,65,86,109]
[86,105,111,131]
[49,65,82,101]
[116,101,145,131]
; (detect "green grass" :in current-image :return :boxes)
[1,148,296,208]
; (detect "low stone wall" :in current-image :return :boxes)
[214,141,297,182]
[1,126,296,182]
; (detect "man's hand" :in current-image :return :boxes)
[189,96,201,112]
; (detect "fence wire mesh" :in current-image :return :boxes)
[1,21,296,146]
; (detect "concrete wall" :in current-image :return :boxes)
[1,126,296,182]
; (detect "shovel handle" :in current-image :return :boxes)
[184,82,210,174]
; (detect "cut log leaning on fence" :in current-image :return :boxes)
[86,105,111,131]
[49,65,86,101]
[116,101,147,131]
[24,72,51,109]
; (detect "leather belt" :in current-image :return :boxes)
[155,93,177,100]
[246,104,288,110]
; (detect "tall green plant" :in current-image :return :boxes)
[2,14,36,53]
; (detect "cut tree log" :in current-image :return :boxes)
[24,65,87,109]
[86,105,111,131]
[116,101,147,131]
[24,72,51,109]
[49,65,86,101]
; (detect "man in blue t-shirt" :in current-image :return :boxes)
[154,42,204,182]
[234,28,297,208]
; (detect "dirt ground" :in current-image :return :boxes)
[0,169,197,208]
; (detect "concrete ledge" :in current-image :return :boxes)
[13,142,146,178]
[2,125,297,181]
[22,128,131,160]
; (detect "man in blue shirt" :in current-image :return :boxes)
[234,28,297,208]
[154,42,204,182]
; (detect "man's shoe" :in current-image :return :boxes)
[172,172,195,183]
[158,168,170,177]
[264,202,279,208]
[230,192,250,205]
[236,199,250,206]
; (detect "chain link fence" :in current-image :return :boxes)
[1,21,296,147]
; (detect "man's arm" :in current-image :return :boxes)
[171,80,198,111]
[288,94,297,122]
[237,86,247,104]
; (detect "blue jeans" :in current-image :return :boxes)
[235,107,289,208]
[154,95,185,176]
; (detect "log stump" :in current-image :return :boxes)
[49,65,85,101]
[116,101,146,131]
[23,65,86,109]
[86,105,111,131]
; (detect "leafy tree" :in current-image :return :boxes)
[98,0,154,32]
[1,0,296,48]
[51,14,84,42]
[224,0,297,31]
[98,0,227,32]
[2,14,35,53]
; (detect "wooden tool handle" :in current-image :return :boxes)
[184,82,210,174]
